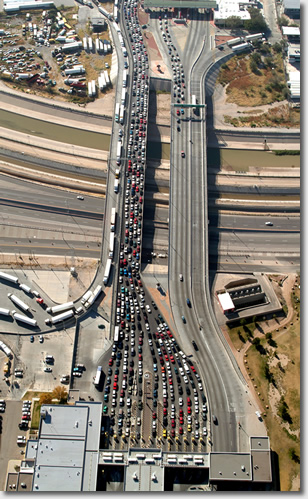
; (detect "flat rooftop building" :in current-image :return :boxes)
[25,402,102,491]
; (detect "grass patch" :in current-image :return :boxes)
[274,150,300,156]
[31,399,42,430]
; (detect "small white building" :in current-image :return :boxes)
[217,292,235,314]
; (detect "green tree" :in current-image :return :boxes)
[277,396,292,423]
[245,7,268,33]
[265,332,272,341]
[250,59,261,75]
[251,52,262,65]
[278,15,289,27]
[252,337,261,347]
[289,448,300,463]
[240,318,247,327]
[225,16,243,30]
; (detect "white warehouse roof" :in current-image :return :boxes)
[214,0,252,21]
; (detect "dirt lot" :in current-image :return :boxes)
[223,273,300,491]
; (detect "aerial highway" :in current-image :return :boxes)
[0,1,299,460]
[161,10,264,452]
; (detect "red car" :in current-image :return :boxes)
[187,397,191,406]
[181,150,185,158]
[120,389,124,397]
[179,409,183,417]
[108,358,113,366]
[171,429,175,438]
[139,196,143,203]
[179,427,183,435]
[139,338,143,346]
[168,379,173,385]
[152,412,157,419]
[176,109,180,116]
[179,416,184,425]
[170,355,175,364]
[113,383,118,390]
[191,366,196,373]
[36,297,44,305]
[121,320,125,328]
[163,408,167,416]
[171,419,175,428]
[188,407,192,415]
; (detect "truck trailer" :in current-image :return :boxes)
[81,290,93,305]
[7,293,30,312]
[19,283,32,294]
[110,207,117,232]
[103,258,112,284]
[109,232,115,258]
[46,302,74,315]
[12,312,37,327]
[0,271,19,284]
[50,309,74,324]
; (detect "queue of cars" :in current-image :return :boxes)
[99,4,209,449]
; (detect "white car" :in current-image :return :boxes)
[44,367,52,373]
[179,398,183,406]
[146,305,151,313]
[265,221,273,226]
[203,427,208,436]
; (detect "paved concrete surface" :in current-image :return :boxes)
[0,400,23,490]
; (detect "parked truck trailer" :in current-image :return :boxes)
[7,293,30,312]
[46,302,74,315]
[12,312,37,327]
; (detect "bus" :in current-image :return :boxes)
[115,102,120,123]
[114,326,119,343]
[94,366,102,387]
[192,94,197,114]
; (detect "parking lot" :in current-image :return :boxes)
[0,400,24,490]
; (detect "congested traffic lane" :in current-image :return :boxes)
[101,288,209,450]
[97,1,210,453]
